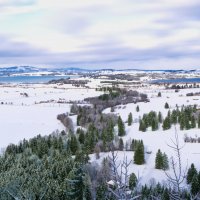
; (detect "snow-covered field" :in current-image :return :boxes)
[0,82,102,148]
[1,77,200,186]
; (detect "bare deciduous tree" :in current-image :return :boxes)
[164,128,188,200]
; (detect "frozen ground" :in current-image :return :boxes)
[0,82,102,148]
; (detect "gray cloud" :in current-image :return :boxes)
[0,0,200,70]
[0,35,48,58]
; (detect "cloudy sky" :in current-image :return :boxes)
[0,0,200,69]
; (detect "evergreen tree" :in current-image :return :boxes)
[162,188,170,200]
[162,153,169,170]
[75,150,90,164]
[139,120,146,132]
[78,131,85,144]
[164,102,169,109]
[187,163,198,184]
[96,182,108,200]
[130,139,135,151]
[171,110,177,124]
[66,165,92,200]
[128,112,133,126]
[134,141,145,165]
[129,173,137,190]
[118,116,126,136]
[151,117,158,131]
[198,115,200,128]
[191,174,200,195]
[155,150,169,170]
[107,120,114,142]
[158,111,163,123]
[70,135,79,155]
[155,149,163,169]
[118,138,124,151]
[191,115,196,128]
[162,117,171,130]
[158,92,161,97]
[180,114,185,130]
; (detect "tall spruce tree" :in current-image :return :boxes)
[158,111,163,123]
[162,153,169,170]
[118,116,125,136]
[129,173,137,190]
[191,115,196,128]
[187,163,198,184]
[155,149,163,169]
[151,117,158,131]
[128,112,133,126]
[66,165,92,200]
[118,138,124,151]
[191,174,200,195]
[136,105,140,112]
[134,141,145,165]
[164,102,169,109]
[139,120,146,132]
[198,115,200,128]
[162,117,171,130]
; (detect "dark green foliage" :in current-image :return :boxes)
[70,135,79,155]
[191,115,196,128]
[78,130,85,144]
[187,163,198,184]
[134,140,145,165]
[162,116,171,130]
[171,110,178,124]
[158,111,163,123]
[162,188,170,200]
[141,184,151,198]
[118,138,124,151]
[191,174,200,195]
[139,111,158,132]
[84,124,98,153]
[162,153,169,170]
[186,164,200,196]
[155,149,169,170]
[139,120,146,132]
[128,112,133,126]
[75,150,90,164]
[151,117,158,131]
[155,149,163,169]
[164,102,169,109]
[66,164,92,200]
[118,116,126,136]
[0,134,78,199]
[129,173,137,190]
[96,182,108,200]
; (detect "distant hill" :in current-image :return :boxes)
[0,66,197,76]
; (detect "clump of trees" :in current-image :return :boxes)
[138,105,199,132]
[85,89,148,110]
[155,149,169,170]
[186,163,200,196]
[139,111,159,132]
